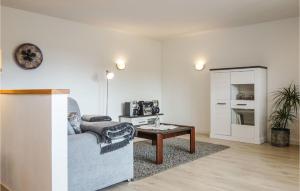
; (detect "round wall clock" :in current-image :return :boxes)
[15,43,43,70]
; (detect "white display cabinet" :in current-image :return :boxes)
[210,66,267,144]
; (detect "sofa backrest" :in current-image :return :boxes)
[68,97,81,117]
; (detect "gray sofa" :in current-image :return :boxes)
[68,98,134,191]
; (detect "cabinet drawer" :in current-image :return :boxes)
[132,117,156,126]
[231,100,254,109]
[231,71,254,84]
[120,116,158,126]
[132,118,148,126]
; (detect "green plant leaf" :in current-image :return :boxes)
[270,83,300,129]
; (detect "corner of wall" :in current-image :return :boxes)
[160,40,165,113]
[0,1,3,186]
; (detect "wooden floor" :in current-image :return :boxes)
[104,134,299,191]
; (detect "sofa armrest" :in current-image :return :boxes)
[81,115,112,122]
[68,133,100,156]
[68,133,103,172]
[68,133,134,191]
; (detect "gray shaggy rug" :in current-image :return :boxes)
[134,138,229,180]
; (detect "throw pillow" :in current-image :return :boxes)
[68,112,82,134]
[68,122,76,135]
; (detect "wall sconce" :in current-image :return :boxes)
[195,59,206,71]
[115,58,126,70]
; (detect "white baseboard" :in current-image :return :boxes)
[290,138,299,145]
[196,129,209,135]
[210,134,265,144]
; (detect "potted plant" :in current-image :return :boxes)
[270,83,300,147]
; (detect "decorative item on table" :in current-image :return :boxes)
[152,100,160,114]
[155,113,160,127]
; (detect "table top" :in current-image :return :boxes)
[136,123,194,135]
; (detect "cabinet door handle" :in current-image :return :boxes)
[217,103,226,105]
[237,104,247,106]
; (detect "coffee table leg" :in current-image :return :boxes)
[190,127,195,153]
[156,134,163,164]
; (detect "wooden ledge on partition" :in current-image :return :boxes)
[0,89,70,95]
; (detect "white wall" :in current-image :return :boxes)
[162,18,299,144]
[1,7,162,120]
[1,8,299,145]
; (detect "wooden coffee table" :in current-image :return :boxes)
[136,123,195,164]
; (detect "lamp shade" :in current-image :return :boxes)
[106,71,114,80]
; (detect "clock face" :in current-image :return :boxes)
[15,43,43,70]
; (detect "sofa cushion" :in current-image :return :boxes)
[68,112,82,134]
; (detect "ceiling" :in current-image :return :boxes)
[2,0,299,40]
